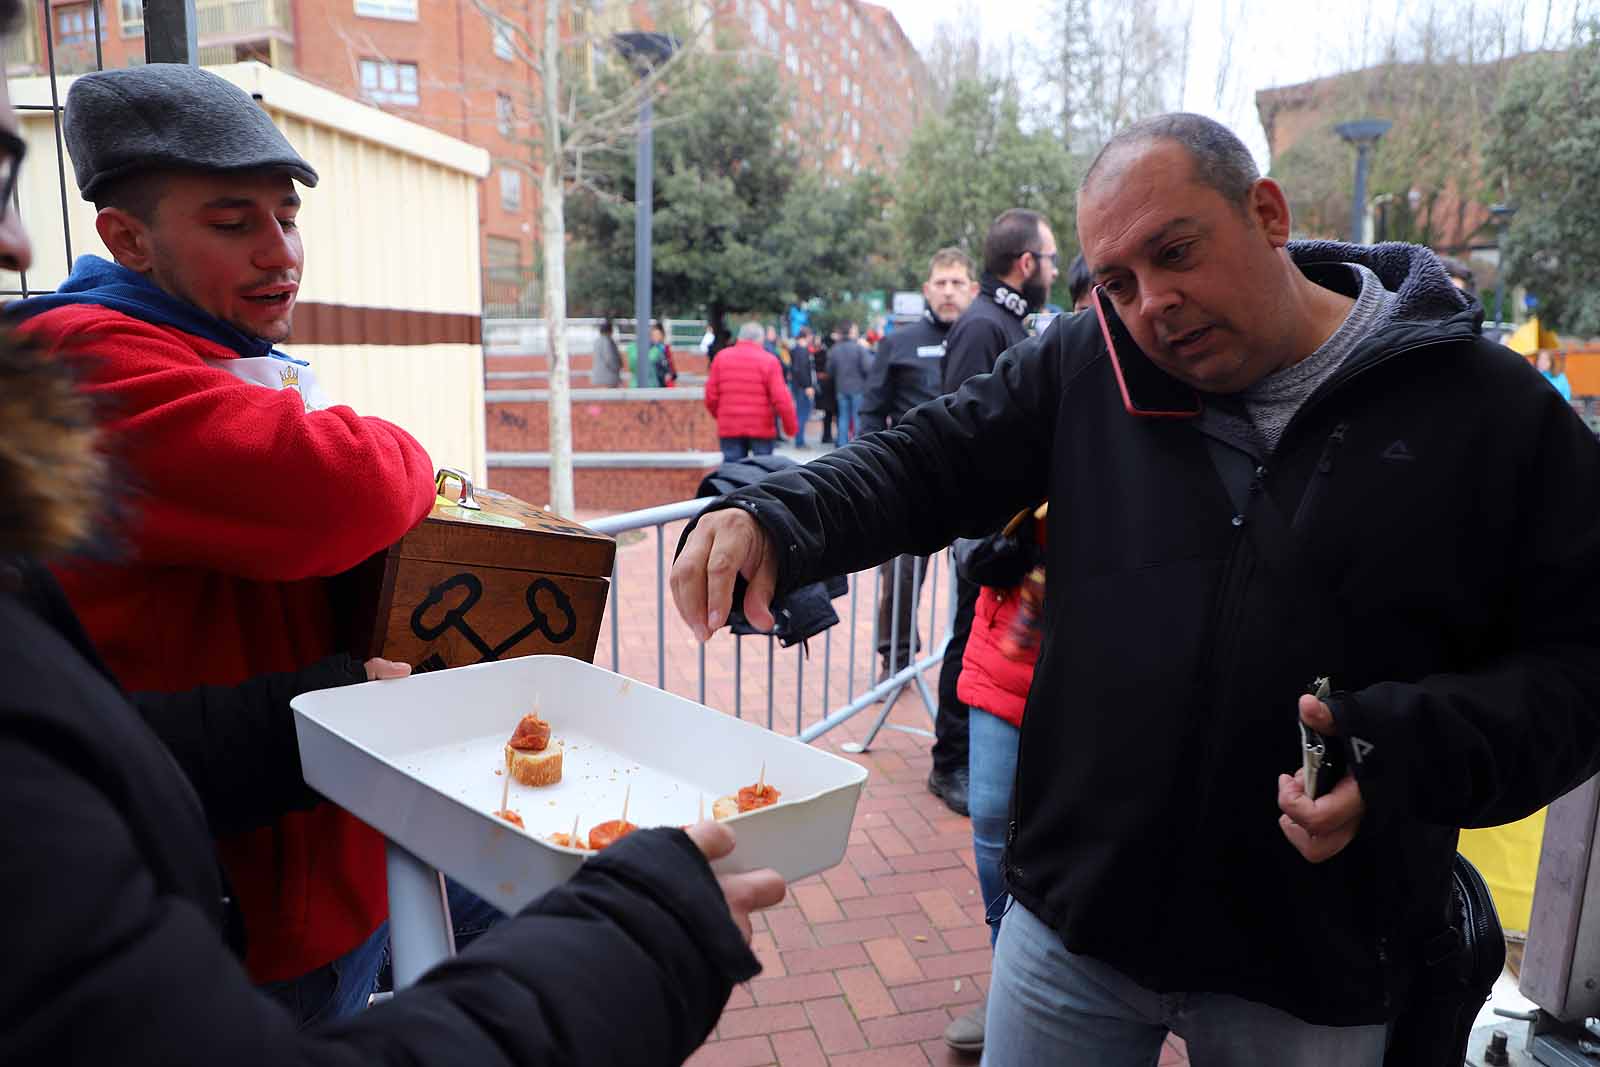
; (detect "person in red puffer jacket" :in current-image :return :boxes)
[944,502,1047,1054]
[705,320,798,462]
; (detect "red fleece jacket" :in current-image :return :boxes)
[704,341,798,439]
[25,304,436,983]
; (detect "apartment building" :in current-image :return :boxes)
[4,0,928,307]
[723,0,930,174]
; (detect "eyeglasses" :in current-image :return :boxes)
[0,129,25,224]
[1021,249,1059,269]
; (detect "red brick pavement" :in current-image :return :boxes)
[576,507,1191,1066]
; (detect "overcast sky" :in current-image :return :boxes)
[879,0,1594,170]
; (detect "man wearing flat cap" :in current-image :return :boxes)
[7,65,438,1023]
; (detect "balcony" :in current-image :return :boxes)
[195,0,293,64]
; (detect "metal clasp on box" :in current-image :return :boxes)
[436,467,482,511]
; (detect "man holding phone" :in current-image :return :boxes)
[670,113,1600,1064]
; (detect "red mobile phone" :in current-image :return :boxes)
[1092,285,1203,420]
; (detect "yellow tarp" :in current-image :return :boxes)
[1505,317,1561,355]
[1458,809,1547,934]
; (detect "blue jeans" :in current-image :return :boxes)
[983,904,1388,1067]
[262,920,389,1026]
[267,879,506,1024]
[790,387,812,446]
[836,392,862,445]
[969,706,1020,948]
[719,436,776,462]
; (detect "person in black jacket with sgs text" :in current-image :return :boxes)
[859,247,979,693]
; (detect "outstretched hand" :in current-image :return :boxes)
[684,820,787,941]
[670,509,780,642]
[1277,694,1365,863]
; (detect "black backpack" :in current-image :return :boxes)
[1383,854,1505,1066]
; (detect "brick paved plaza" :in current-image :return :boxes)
[585,508,1190,1067]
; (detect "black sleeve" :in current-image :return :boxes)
[941,317,1006,394]
[0,737,760,1067]
[858,339,897,434]
[1335,378,1600,829]
[687,325,1067,596]
[130,655,367,836]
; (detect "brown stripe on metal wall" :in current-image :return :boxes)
[291,303,482,346]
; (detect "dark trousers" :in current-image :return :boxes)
[791,387,812,446]
[933,573,979,776]
[719,436,776,462]
[876,553,928,672]
[820,410,835,443]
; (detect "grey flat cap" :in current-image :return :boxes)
[65,64,318,201]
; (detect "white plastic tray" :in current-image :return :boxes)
[292,655,868,915]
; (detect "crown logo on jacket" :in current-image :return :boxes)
[278,364,301,391]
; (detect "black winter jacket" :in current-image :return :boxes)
[698,242,1600,1026]
[859,309,953,435]
[940,272,1031,393]
[0,558,760,1065]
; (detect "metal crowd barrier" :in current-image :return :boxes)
[586,498,957,752]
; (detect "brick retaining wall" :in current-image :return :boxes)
[487,388,717,453]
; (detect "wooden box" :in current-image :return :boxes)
[348,470,616,672]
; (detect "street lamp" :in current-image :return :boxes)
[614,31,678,387]
[1336,119,1393,245]
[1489,202,1517,328]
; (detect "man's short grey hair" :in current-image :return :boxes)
[1082,113,1260,207]
[737,321,766,343]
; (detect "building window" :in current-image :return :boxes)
[55,4,103,48]
[784,1,795,28]
[839,74,848,96]
[785,43,797,73]
[492,17,515,59]
[852,118,860,141]
[500,167,523,211]
[496,93,514,135]
[119,0,140,35]
[486,234,522,270]
[852,84,861,107]
[359,59,419,106]
[354,0,418,19]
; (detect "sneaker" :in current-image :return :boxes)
[927,766,969,817]
[943,995,985,1053]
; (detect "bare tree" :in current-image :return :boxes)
[464,0,710,516]
[923,2,984,105]
[1044,0,1186,154]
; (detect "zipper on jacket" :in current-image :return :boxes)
[1290,420,1349,531]
[1376,935,1391,1011]
[1182,508,1257,844]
